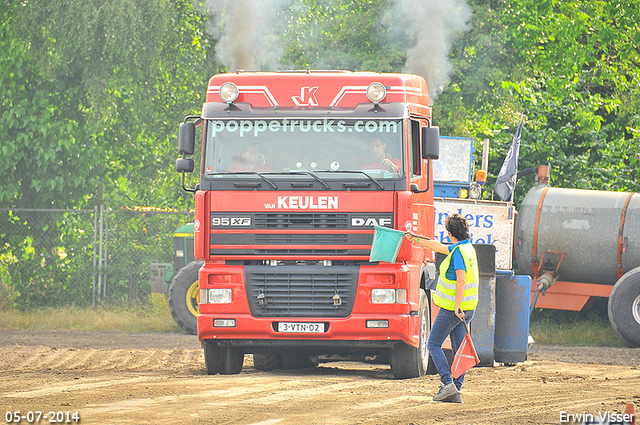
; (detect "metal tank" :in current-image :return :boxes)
[515,183,640,286]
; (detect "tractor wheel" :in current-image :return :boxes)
[390,289,431,379]
[168,260,203,335]
[204,341,244,375]
[608,267,640,347]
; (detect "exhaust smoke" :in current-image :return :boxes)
[205,0,471,101]
[205,0,289,71]
[397,0,472,101]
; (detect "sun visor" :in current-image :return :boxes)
[201,102,408,120]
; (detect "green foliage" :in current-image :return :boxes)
[1,1,211,308]
[494,0,640,194]
[0,208,190,309]
[0,252,20,309]
[279,0,407,71]
[102,210,188,304]
[0,3,90,209]
[1,209,95,309]
[0,294,179,333]
[1,0,216,210]
[529,298,626,347]
[436,0,640,200]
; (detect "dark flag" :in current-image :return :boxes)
[495,115,523,201]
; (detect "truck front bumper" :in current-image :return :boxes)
[197,312,419,350]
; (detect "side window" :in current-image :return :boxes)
[409,119,421,178]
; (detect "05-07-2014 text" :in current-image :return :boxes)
[5,411,80,424]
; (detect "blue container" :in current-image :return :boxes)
[494,273,531,364]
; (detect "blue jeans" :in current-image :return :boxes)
[427,307,475,391]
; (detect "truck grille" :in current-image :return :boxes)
[245,265,358,318]
[209,212,392,257]
[254,234,348,244]
[254,213,349,229]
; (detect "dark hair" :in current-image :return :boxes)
[445,213,471,241]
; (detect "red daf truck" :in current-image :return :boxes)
[176,71,441,378]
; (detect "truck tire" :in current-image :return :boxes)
[281,350,319,370]
[168,260,203,335]
[253,352,283,371]
[608,267,640,347]
[390,289,431,379]
[204,341,244,375]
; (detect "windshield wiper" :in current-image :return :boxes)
[286,170,331,190]
[321,170,385,190]
[208,171,278,189]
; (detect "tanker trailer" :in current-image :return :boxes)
[514,166,640,347]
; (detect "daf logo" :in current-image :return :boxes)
[351,217,392,227]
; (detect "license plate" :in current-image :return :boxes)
[277,322,325,333]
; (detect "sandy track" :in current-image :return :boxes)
[1,330,638,425]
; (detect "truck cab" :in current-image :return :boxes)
[177,71,440,378]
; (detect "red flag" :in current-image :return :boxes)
[451,320,480,379]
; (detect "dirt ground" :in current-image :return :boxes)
[1,330,639,425]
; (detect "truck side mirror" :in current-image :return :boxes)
[422,126,440,160]
[179,122,196,156]
[176,158,195,173]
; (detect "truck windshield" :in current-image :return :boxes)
[202,118,404,179]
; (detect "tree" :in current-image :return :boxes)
[1,0,216,210]
[0,0,217,307]
[279,0,407,71]
[494,0,640,192]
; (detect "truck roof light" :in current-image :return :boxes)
[367,82,386,103]
[219,82,239,103]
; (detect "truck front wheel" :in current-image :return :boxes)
[390,289,431,379]
[168,260,203,335]
[204,341,244,375]
[608,267,640,347]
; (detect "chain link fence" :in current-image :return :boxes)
[0,207,193,309]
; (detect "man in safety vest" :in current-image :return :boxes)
[405,213,479,403]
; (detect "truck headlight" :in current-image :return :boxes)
[367,82,386,103]
[219,82,239,103]
[371,289,406,304]
[200,288,232,304]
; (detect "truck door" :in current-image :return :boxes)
[408,118,434,249]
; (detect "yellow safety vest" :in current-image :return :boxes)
[433,242,479,311]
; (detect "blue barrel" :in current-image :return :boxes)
[494,273,531,364]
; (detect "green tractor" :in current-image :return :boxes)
[150,223,201,335]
